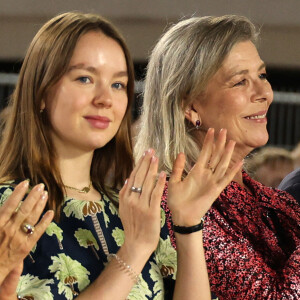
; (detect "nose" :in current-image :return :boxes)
[252,80,273,104]
[93,84,112,108]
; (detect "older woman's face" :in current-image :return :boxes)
[194,41,273,152]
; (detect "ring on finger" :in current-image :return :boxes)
[22,223,35,235]
[131,186,142,193]
[207,161,215,173]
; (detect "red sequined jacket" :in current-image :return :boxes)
[162,172,300,300]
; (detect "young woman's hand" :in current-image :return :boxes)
[119,149,166,256]
[168,128,242,226]
[0,262,23,300]
[0,181,54,286]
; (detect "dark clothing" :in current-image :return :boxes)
[0,184,177,300]
[162,172,300,300]
[278,168,300,204]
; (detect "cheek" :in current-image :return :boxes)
[117,100,128,122]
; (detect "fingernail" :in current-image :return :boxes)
[124,179,128,185]
[41,191,48,201]
[22,180,29,188]
[159,171,166,178]
[37,183,45,192]
[43,210,54,220]
[151,156,157,163]
[220,128,223,133]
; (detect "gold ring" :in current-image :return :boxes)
[22,223,35,235]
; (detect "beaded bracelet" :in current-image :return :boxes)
[108,253,140,285]
[173,218,204,234]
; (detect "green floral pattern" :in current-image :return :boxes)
[0,184,177,299]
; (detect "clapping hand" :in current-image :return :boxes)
[168,128,242,227]
[0,181,54,299]
[119,149,166,256]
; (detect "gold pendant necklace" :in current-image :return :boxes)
[64,181,92,193]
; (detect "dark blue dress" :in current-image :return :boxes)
[0,184,177,299]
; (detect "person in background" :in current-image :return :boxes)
[245,146,295,188]
[291,142,300,168]
[278,168,300,203]
[135,15,300,299]
[0,12,240,300]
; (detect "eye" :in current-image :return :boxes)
[77,76,91,84]
[233,79,246,87]
[112,82,127,90]
[259,73,268,80]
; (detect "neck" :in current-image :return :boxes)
[229,145,253,188]
[57,150,94,188]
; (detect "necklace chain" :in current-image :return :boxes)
[64,181,92,193]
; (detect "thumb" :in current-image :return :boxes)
[0,262,23,296]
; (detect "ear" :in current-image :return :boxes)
[40,100,45,111]
[184,103,201,126]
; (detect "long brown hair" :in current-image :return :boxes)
[0,12,134,220]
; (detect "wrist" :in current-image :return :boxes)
[173,218,204,234]
[119,243,153,269]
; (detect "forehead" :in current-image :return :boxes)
[220,40,262,73]
[69,31,126,68]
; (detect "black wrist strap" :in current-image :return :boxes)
[173,218,204,234]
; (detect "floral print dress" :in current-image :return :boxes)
[162,172,300,300]
[0,184,178,300]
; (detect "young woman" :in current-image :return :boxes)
[0,12,240,300]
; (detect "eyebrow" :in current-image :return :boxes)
[68,63,128,77]
[226,62,266,81]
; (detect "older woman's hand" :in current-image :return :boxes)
[168,128,243,226]
[0,180,54,288]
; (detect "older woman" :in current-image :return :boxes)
[135,15,300,299]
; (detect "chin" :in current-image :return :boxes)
[251,135,269,149]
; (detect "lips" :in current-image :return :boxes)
[84,115,111,129]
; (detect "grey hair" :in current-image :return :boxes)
[134,15,259,175]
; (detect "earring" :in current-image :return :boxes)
[40,109,44,113]
[195,119,201,130]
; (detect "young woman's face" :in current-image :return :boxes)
[194,41,273,153]
[44,31,128,154]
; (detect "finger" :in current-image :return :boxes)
[194,128,215,168]
[219,160,243,187]
[127,149,155,197]
[169,152,185,184]
[25,191,49,226]
[149,171,166,211]
[213,140,236,178]
[122,150,149,197]
[139,156,159,206]
[0,180,29,225]
[13,183,45,226]
[29,210,54,243]
[209,128,227,170]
